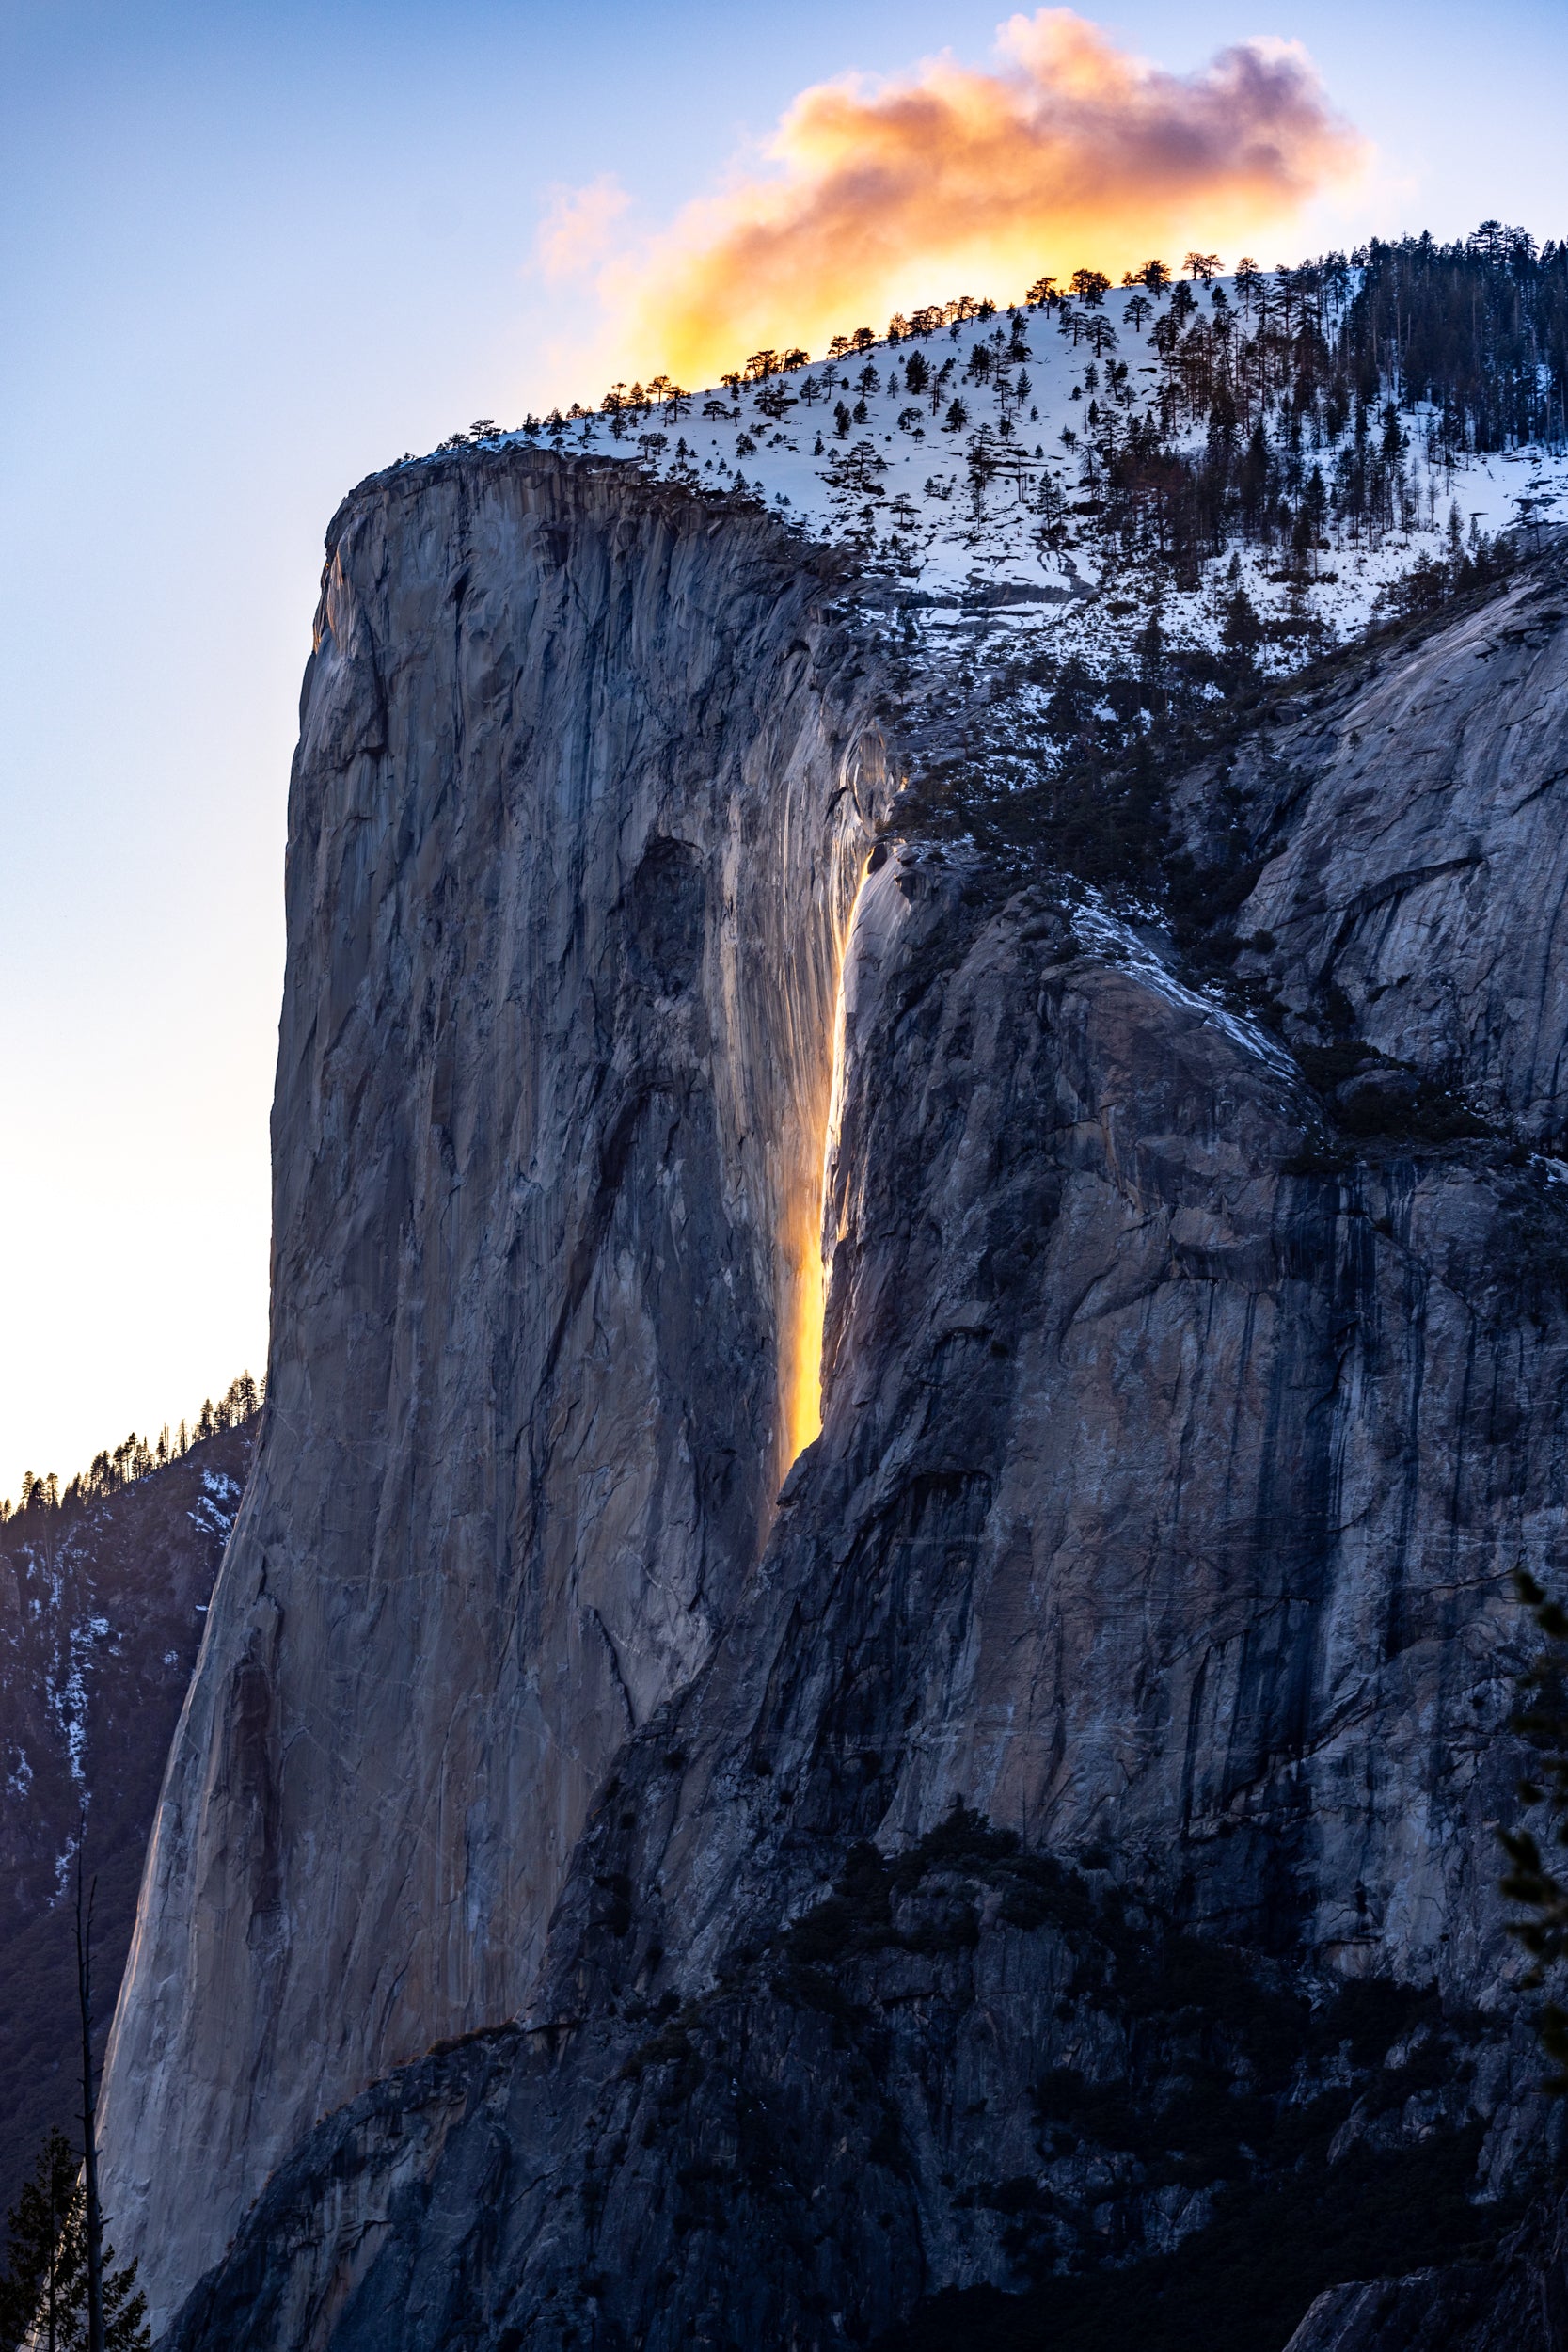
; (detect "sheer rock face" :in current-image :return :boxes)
[1181,572,1568,1141]
[109,456,1568,2348]
[95,450,888,2328]
[160,833,1568,2352]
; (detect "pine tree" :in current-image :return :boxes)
[102,2262,146,2349]
[0,2129,81,2352]
[0,2133,149,2352]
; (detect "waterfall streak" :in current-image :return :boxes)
[782,858,872,1470]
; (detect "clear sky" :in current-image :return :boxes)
[2,0,1565,1499]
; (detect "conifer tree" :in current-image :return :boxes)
[0,2131,149,2352]
[0,2129,81,2352]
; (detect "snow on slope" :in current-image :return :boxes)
[451,281,1568,687]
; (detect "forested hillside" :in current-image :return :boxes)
[433,219,1568,681]
[0,1390,259,2216]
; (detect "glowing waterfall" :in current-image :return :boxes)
[781,860,869,1473]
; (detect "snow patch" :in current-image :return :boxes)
[1071,893,1299,1078]
[468,281,1568,688]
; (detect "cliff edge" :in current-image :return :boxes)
[97,449,889,2325]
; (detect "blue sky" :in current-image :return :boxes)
[2,0,1564,1494]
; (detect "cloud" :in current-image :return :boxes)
[584,9,1363,389]
[535,173,631,284]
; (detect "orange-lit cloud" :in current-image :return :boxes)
[536,174,631,284]
[569,10,1363,390]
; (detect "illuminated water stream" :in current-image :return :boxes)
[781,858,870,1472]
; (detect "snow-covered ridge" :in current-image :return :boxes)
[432,277,1568,682]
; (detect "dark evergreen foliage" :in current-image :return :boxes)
[0,2131,149,2352]
[1053,223,1560,584]
[1344,224,1568,454]
[0,1372,262,1526]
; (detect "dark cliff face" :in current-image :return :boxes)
[161,849,1568,2352]
[1281,2179,1568,2352]
[107,452,1568,2347]
[0,1426,254,2217]
[96,449,890,2326]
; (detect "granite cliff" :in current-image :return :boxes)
[96,448,890,2327]
[96,446,1568,2347]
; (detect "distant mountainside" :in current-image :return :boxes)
[0,1417,257,2217]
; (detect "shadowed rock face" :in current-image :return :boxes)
[1282,2180,1568,2352]
[95,450,888,2327]
[158,842,1568,2352]
[108,461,1568,2347]
[1174,570,1568,1143]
